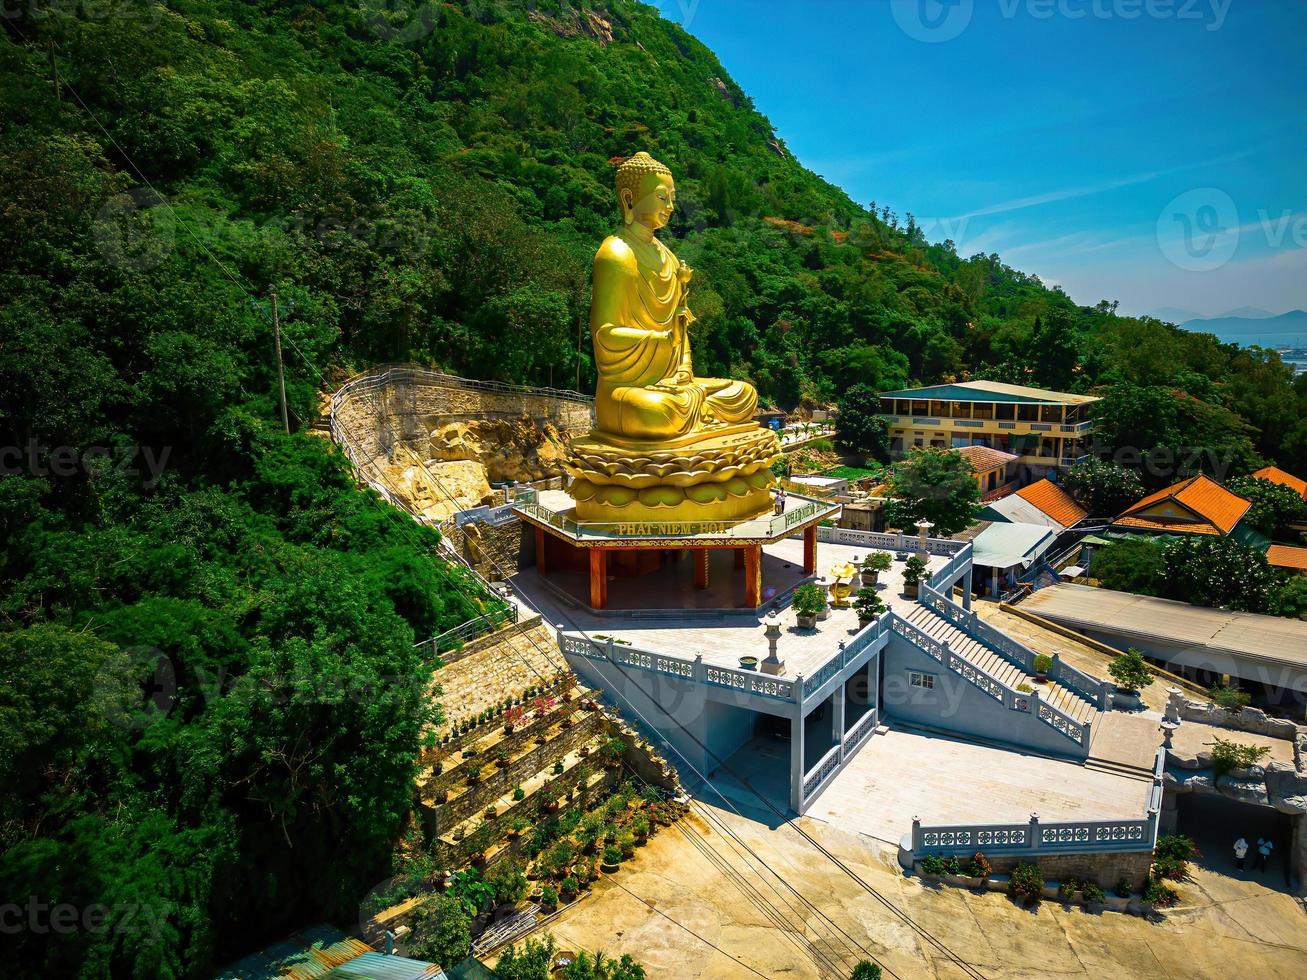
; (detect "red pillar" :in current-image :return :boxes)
[803,524,817,576]
[744,544,762,608]
[534,526,548,575]
[589,549,608,610]
[693,548,710,590]
[734,547,746,570]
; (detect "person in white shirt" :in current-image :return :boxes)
[1233,837,1248,870]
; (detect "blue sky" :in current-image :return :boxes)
[659,0,1307,319]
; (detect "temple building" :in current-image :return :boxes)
[981,478,1089,531]
[1108,473,1264,545]
[878,380,1098,481]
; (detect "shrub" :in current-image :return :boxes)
[902,555,928,587]
[1007,862,1044,905]
[1142,877,1178,908]
[406,894,472,967]
[1114,877,1133,898]
[1081,881,1105,905]
[851,963,883,980]
[1108,648,1155,694]
[602,845,622,867]
[793,583,827,617]
[1207,684,1251,712]
[1153,834,1200,880]
[561,875,579,898]
[919,855,959,876]
[539,884,558,908]
[1057,878,1080,902]
[965,852,992,880]
[486,858,528,906]
[863,551,893,573]
[1033,654,1053,675]
[1206,737,1270,776]
[513,785,525,801]
[1016,683,1033,694]
[852,588,886,622]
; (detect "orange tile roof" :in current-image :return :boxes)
[956,444,1019,472]
[1252,466,1307,499]
[1267,544,1307,571]
[1111,474,1251,536]
[1015,479,1089,528]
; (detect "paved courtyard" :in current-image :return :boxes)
[802,727,1154,845]
[513,537,945,677]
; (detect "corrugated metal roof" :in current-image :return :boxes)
[217,925,373,980]
[879,381,1098,405]
[969,522,1057,569]
[1023,583,1307,668]
[320,952,445,980]
[981,494,1065,530]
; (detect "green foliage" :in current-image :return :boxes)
[919,855,959,876]
[1007,862,1045,905]
[902,555,928,587]
[1063,458,1144,515]
[1207,685,1251,713]
[539,884,558,908]
[602,845,623,867]
[793,583,827,617]
[884,448,981,537]
[407,894,472,968]
[1226,476,1307,538]
[1080,881,1105,905]
[1142,876,1178,908]
[1206,738,1271,777]
[1108,649,1155,694]
[862,551,893,573]
[1270,577,1307,619]
[1090,538,1167,596]
[852,588,886,622]
[485,858,529,906]
[851,962,884,980]
[834,385,890,462]
[1114,877,1133,898]
[965,852,992,880]
[1033,654,1053,675]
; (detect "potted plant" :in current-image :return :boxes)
[1108,648,1155,709]
[852,588,886,628]
[1033,654,1052,683]
[1081,880,1106,912]
[903,555,928,599]
[539,884,558,911]
[861,551,892,586]
[1007,861,1044,907]
[504,706,524,734]
[738,655,759,670]
[793,583,826,629]
[512,785,525,801]
[560,875,579,901]
[601,845,622,873]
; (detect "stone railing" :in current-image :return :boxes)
[801,743,843,804]
[559,631,798,704]
[816,525,968,557]
[801,614,890,699]
[844,707,879,753]
[919,584,1108,711]
[892,598,1090,750]
[516,493,830,542]
[911,747,1165,860]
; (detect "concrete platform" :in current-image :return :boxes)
[801,727,1155,846]
[512,537,946,677]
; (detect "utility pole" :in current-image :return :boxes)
[48,42,60,101]
[271,286,289,434]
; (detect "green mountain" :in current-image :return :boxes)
[2,1,1305,974]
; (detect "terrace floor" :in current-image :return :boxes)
[511,537,947,678]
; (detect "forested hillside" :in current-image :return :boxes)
[1,0,1304,975]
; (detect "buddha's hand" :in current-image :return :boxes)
[677,262,694,285]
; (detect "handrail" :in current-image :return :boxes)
[514,495,831,541]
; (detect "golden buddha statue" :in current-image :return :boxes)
[566,152,782,523]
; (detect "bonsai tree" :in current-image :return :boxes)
[851,963,883,980]
[406,894,472,967]
[1207,684,1251,712]
[1108,648,1155,694]
[852,588,887,626]
[793,583,827,628]
[602,845,622,870]
[861,551,892,587]
[539,884,558,910]
[1032,654,1052,681]
[902,555,928,597]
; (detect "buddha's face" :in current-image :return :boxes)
[624,172,676,230]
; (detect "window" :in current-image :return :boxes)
[909,671,935,690]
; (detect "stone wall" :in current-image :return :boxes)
[461,518,527,580]
[1179,699,1306,740]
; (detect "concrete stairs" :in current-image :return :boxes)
[901,604,1098,726]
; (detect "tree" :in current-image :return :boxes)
[852,963,884,980]
[834,384,889,462]
[1062,458,1144,516]
[884,447,981,536]
[406,894,472,968]
[1226,476,1307,539]
[1270,576,1307,619]
[1108,649,1155,695]
[1160,537,1276,613]
[1089,538,1165,596]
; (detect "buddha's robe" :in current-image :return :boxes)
[590,228,756,439]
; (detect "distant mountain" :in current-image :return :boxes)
[1181,309,1307,343]
[1145,306,1202,324]
[1218,306,1277,320]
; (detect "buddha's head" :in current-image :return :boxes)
[616,152,675,231]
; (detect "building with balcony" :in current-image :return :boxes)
[878,380,1099,480]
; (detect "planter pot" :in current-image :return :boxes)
[857,617,873,629]
[796,614,818,629]
[1105,894,1131,912]
[1086,901,1105,914]
[904,583,919,599]
[1113,690,1142,710]
[944,874,983,888]
[738,656,759,671]
[817,606,830,621]
[600,861,620,874]
[861,571,879,588]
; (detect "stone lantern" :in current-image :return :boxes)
[914,518,934,561]
[761,610,785,676]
